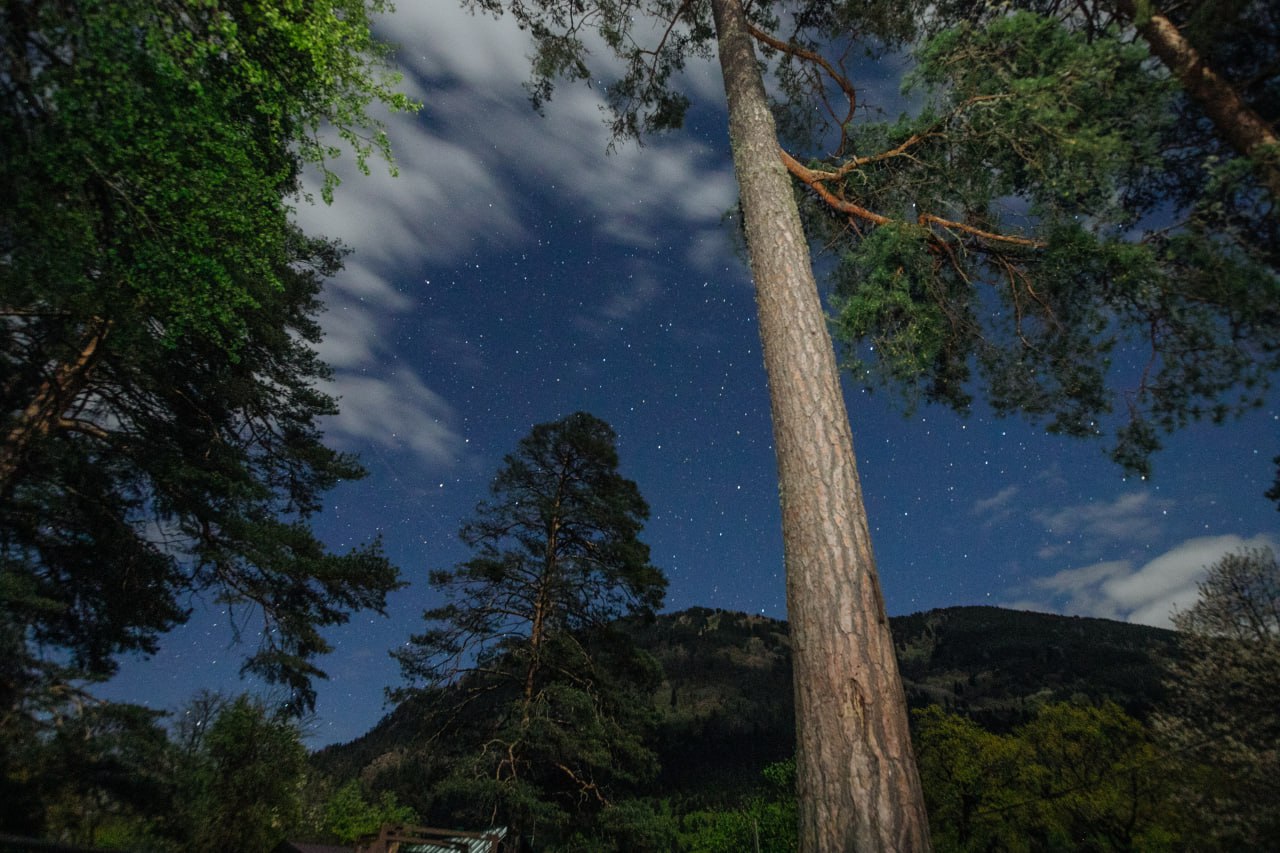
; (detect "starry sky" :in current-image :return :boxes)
[100,4,1278,747]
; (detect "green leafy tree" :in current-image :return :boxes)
[1013,702,1182,851]
[323,779,417,845]
[916,702,1184,852]
[34,701,176,850]
[192,695,309,853]
[678,759,799,853]
[913,706,1021,852]
[1155,546,1280,849]
[395,412,668,847]
[0,0,413,739]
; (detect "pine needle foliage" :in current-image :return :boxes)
[395,413,667,848]
[815,11,1279,476]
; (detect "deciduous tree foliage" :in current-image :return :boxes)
[322,779,418,846]
[677,759,799,853]
[1156,546,1280,848]
[0,689,310,851]
[190,695,309,853]
[32,701,176,849]
[0,0,412,740]
[915,702,1185,852]
[395,412,667,846]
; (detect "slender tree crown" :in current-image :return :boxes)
[394,412,667,845]
[397,411,665,688]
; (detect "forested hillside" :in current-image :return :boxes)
[314,605,1176,801]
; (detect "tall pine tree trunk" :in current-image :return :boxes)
[709,0,931,849]
[1115,0,1280,200]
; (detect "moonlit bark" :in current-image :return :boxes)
[1116,0,1280,200]
[709,0,932,849]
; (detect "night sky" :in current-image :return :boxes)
[100,5,1278,747]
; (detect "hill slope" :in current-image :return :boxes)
[314,606,1177,801]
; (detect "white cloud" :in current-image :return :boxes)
[291,112,526,267]
[1036,492,1169,542]
[385,3,534,87]
[1003,533,1279,628]
[1032,491,1174,559]
[972,485,1020,516]
[315,299,383,370]
[287,1,740,468]
[324,372,462,467]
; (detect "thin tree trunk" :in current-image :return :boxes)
[0,319,111,492]
[1116,0,1280,200]
[523,514,561,724]
[709,1,931,850]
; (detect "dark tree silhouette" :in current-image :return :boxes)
[396,412,667,846]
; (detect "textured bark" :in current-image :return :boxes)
[0,318,110,493]
[1116,0,1280,200]
[709,0,931,850]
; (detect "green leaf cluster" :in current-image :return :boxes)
[2,690,310,852]
[191,695,309,853]
[915,701,1187,852]
[0,0,410,723]
[909,13,1166,214]
[676,759,798,853]
[322,779,417,844]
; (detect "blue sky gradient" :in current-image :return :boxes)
[100,4,1279,748]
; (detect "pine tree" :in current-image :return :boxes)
[395,412,667,846]
[807,4,1279,478]
[448,1,1279,848]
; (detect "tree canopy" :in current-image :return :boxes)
[0,0,414,732]
[803,3,1279,478]
[914,701,1186,851]
[193,695,309,853]
[395,412,668,846]
[473,0,1278,483]
[1156,546,1280,848]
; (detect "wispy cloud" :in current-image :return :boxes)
[1032,491,1172,559]
[1002,533,1278,628]
[971,485,1021,526]
[324,373,462,467]
[973,485,1020,514]
[286,3,741,468]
